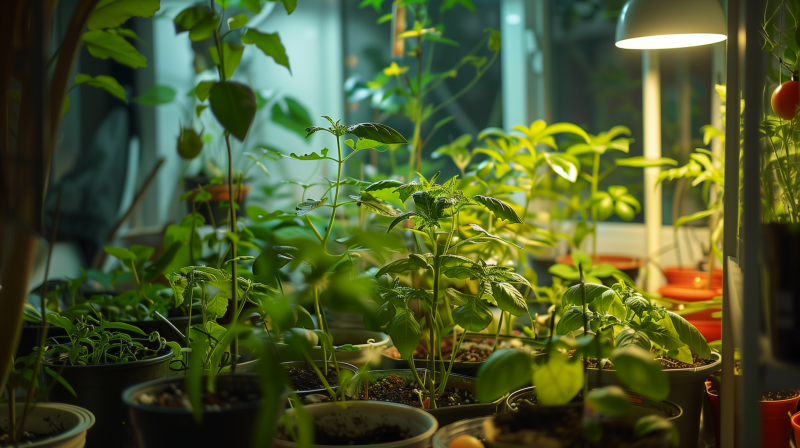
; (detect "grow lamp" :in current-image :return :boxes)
[615,0,726,293]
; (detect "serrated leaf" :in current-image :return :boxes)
[557,307,588,334]
[472,195,522,223]
[366,179,403,192]
[346,123,408,144]
[206,293,228,319]
[295,197,327,217]
[351,192,402,217]
[612,346,669,401]
[452,296,493,331]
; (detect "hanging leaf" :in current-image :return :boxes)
[366,179,403,192]
[666,311,711,360]
[209,43,244,80]
[532,353,583,406]
[74,74,127,103]
[82,30,147,68]
[88,0,161,30]
[386,310,421,359]
[556,307,588,334]
[452,297,493,331]
[346,123,408,144]
[350,192,402,217]
[174,4,219,41]
[177,127,204,159]
[472,195,522,224]
[387,212,417,232]
[208,81,256,141]
[206,293,228,320]
[242,30,291,73]
[491,282,527,317]
[476,349,531,403]
[295,197,327,217]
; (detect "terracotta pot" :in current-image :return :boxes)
[556,254,644,281]
[662,266,723,288]
[706,381,800,447]
[792,411,800,447]
[183,176,251,225]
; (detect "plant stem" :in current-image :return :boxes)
[492,312,503,353]
[321,136,344,253]
[302,353,337,399]
[591,152,600,257]
[225,133,240,371]
[437,330,466,395]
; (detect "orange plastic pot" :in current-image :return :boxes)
[707,382,800,447]
[658,285,721,303]
[662,267,723,288]
[792,411,800,447]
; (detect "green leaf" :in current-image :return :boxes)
[227,13,249,30]
[44,367,77,397]
[295,197,327,217]
[452,297,493,331]
[556,307,588,334]
[386,310,421,359]
[115,27,142,42]
[209,43,244,80]
[195,105,208,118]
[271,97,312,137]
[532,353,583,405]
[195,80,214,102]
[549,263,579,280]
[387,212,417,233]
[491,282,527,317]
[562,283,612,308]
[674,208,717,228]
[612,346,669,401]
[104,245,136,261]
[615,328,651,351]
[276,0,297,14]
[101,320,146,335]
[134,85,175,105]
[208,81,256,141]
[587,385,632,416]
[289,147,335,161]
[174,5,219,41]
[206,293,228,319]
[615,201,635,221]
[635,415,680,447]
[463,223,522,249]
[346,123,408,144]
[666,311,711,359]
[487,28,501,52]
[242,30,291,73]
[83,30,147,68]
[476,349,531,403]
[544,152,579,182]
[74,74,127,103]
[615,156,678,167]
[46,313,74,331]
[472,195,522,224]
[667,345,694,364]
[445,288,475,306]
[351,192,402,217]
[366,179,403,192]
[88,0,161,30]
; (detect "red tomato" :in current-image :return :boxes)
[772,79,800,120]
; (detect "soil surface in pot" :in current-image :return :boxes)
[0,426,65,447]
[359,374,478,409]
[708,387,798,401]
[287,367,339,392]
[489,406,671,447]
[135,381,259,412]
[574,351,713,370]
[384,336,523,363]
[277,419,410,445]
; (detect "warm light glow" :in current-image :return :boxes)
[615,33,727,49]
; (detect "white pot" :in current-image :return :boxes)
[274,401,438,448]
[0,403,95,448]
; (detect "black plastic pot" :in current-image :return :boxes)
[586,351,721,448]
[282,360,358,399]
[123,374,283,448]
[764,223,800,365]
[348,369,505,426]
[44,342,172,448]
[126,313,201,343]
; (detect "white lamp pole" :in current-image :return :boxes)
[642,50,662,293]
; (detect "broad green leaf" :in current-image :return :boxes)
[83,30,146,68]
[271,97,312,137]
[667,345,694,364]
[74,74,127,103]
[472,195,522,224]
[104,245,136,261]
[195,80,214,102]
[612,346,669,401]
[562,283,612,308]
[587,385,632,416]
[208,81,256,141]
[242,30,291,72]
[135,85,175,105]
[491,282,527,317]
[549,263,579,280]
[277,0,297,14]
[209,43,244,80]
[452,297,493,331]
[46,313,74,330]
[387,310,421,359]
[445,288,475,306]
[174,5,219,41]
[295,198,326,217]
[476,349,531,403]
[206,293,228,319]
[88,0,161,30]
[634,415,680,447]
[615,156,678,167]
[532,353,583,405]
[616,329,652,351]
[387,212,417,232]
[227,13,249,30]
[667,311,711,359]
[556,307,588,334]
[346,123,408,144]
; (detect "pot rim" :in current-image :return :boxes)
[43,344,173,371]
[380,332,545,365]
[556,253,646,270]
[122,372,262,415]
[0,402,96,446]
[277,401,438,448]
[282,360,359,394]
[591,350,722,374]
[706,381,800,404]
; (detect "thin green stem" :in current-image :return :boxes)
[321,136,344,253]
[591,152,600,257]
[303,354,337,398]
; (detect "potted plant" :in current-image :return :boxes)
[41,313,173,447]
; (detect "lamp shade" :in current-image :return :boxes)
[615,0,727,49]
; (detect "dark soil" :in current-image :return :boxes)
[135,381,259,412]
[360,374,479,409]
[508,391,539,410]
[0,426,63,447]
[277,419,410,445]
[708,388,799,401]
[383,336,496,363]
[489,406,672,447]
[657,352,714,369]
[287,366,338,392]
